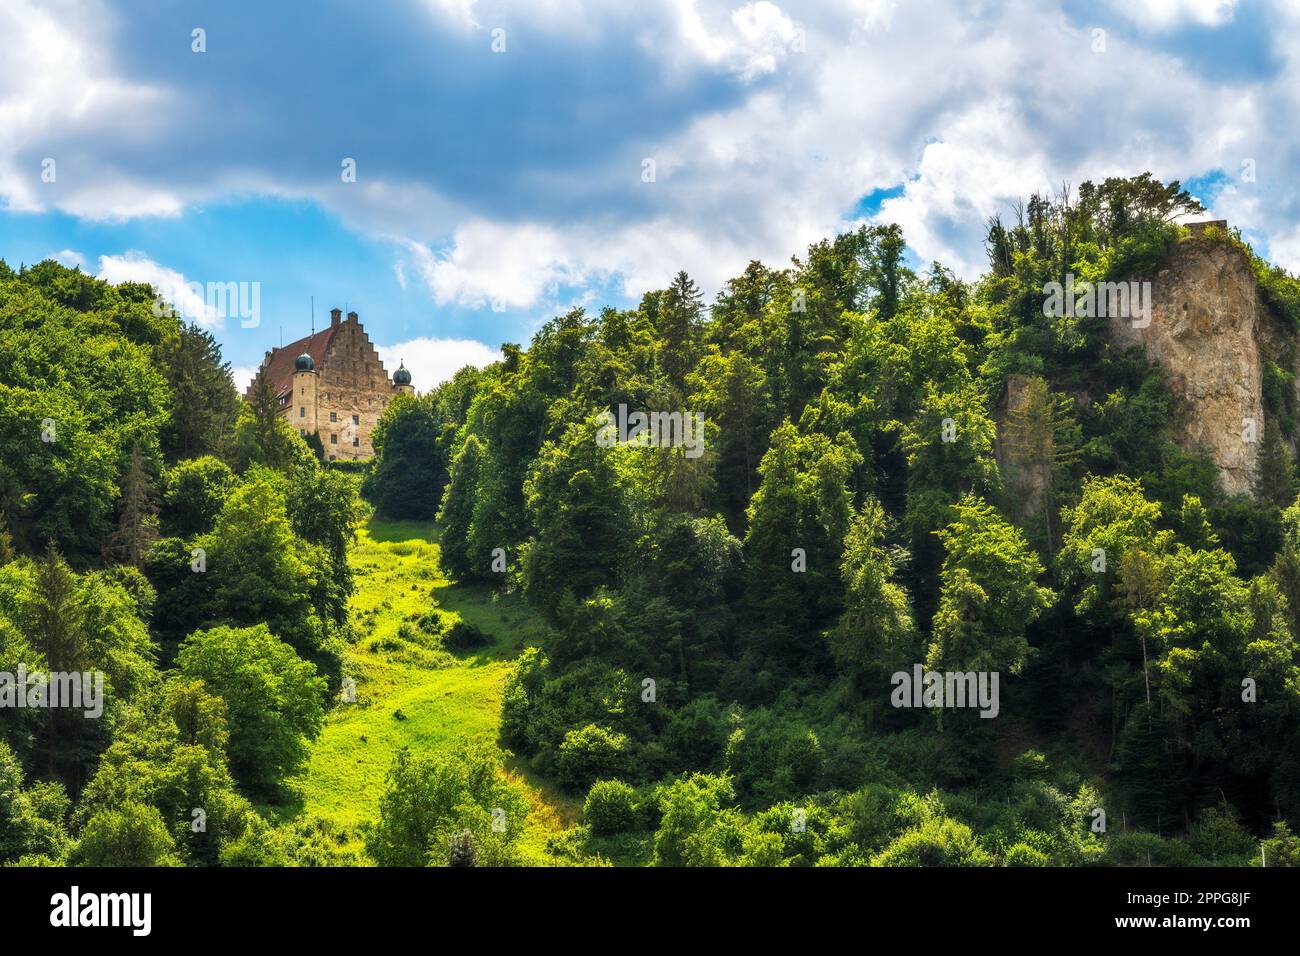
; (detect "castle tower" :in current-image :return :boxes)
[293,348,319,438]
[393,359,415,396]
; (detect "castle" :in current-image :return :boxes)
[246,307,414,460]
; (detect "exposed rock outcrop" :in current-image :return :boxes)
[1108,234,1267,496]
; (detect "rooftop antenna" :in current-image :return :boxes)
[310,295,315,342]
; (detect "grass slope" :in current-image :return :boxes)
[289,518,579,863]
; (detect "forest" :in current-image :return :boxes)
[2,172,1299,867]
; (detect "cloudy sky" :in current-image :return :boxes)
[0,0,1295,391]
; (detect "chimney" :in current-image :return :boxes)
[347,310,358,324]
[330,308,342,327]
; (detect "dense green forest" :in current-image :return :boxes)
[3,173,1300,866]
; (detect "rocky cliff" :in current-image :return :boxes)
[1107,229,1284,497]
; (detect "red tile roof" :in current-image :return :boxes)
[248,326,340,400]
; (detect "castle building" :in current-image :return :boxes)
[246,307,415,460]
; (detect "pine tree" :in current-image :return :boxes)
[659,271,704,399]
[160,323,240,460]
[104,443,158,568]
[28,544,88,780]
[1256,420,1295,506]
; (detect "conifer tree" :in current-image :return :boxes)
[104,443,158,568]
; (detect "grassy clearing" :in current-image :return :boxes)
[285,518,578,863]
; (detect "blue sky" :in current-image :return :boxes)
[2,0,1298,390]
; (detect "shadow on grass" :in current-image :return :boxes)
[367,517,440,543]
[252,783,307,826]
[432,577,552,666]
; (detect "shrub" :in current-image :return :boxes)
[72,802,181,867]
[1187,803,1256,865]
[442,619,489,651]
[871,816,992,867]
[1004,842,1050,866]
[584,780,640,835]
[652,773,737,867]
[663,697,728,771]
[555,724,631,792]
[367,745,528,867]
[1103,831,1201,867]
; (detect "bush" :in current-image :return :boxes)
[1004,842,1050,866]
[584,780,641,835]
[1187,803,1256,865]
[652,773,736,867]
[72,802,181,867]
[442,619,489,651]
[663,697,729,771]
[871,817,992,867]
[555,724,631,792]
[367,745,528,867]
[1103,831,1201,867]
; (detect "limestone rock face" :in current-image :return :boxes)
[996,373,1051,521]
[1107,239,1262,496]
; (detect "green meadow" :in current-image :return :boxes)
[287,518,579,863]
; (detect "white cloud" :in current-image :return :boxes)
[376,337,501,393]
[48,248,84,268]
[5,0,1300,310]
[96,251,223,328]
[658,0,804,82]
[0,0,176,218]
[402,225,587,310]
[231,365,260,395]
[410,0,1270,292]
[1109,0,1239,30]
[418,0,480,29]
[854,0,897,32]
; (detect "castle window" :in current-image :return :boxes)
[352,414,359,425]
[331,434,338,444]
[330,411,337,422]
[353,437,360,446]
[299,407,305,417]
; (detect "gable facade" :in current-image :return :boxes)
[246,308,414,460]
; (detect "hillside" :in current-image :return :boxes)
[285,518,573,864]
[2,173,1300,869]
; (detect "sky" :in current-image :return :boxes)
[1,0,1297,393]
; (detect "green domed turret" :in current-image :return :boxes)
[393,361,412,386]
[295,352,314,372]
